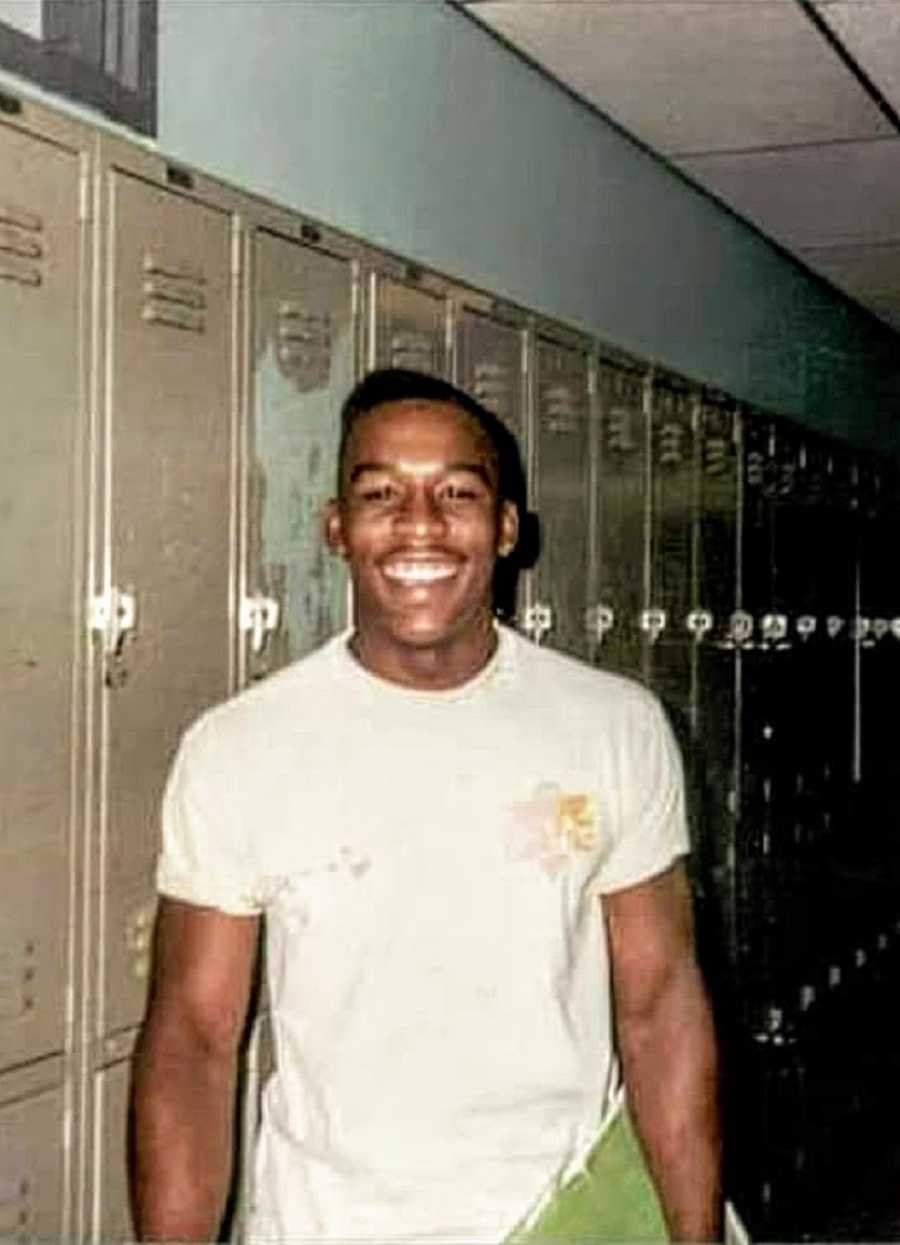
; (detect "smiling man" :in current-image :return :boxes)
[130,369,720,1243]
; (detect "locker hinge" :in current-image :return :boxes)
[89,587,137,655]
[240,595,280,654]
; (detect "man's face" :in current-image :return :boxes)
[324,399,518,678]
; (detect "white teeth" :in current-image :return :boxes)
[383,562,456,584]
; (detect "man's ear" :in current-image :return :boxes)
[497,499,519,559]
[323,498,347,557]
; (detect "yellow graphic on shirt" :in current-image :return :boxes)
[506,783,598,877]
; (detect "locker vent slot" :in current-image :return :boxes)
[0,945,36,1022]
[276,304,332,391]
[0,205,45,289]
[0,1174,31,1240]
[542,383,581,435]
[473,361,513,421]
[390,330,434,372]
[141,253,207,334]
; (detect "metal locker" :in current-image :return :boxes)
[369,271,449,377]
[454,304,526,445]
[593,361,648,678]
[90,1049,134,1244]
[0,1075,67,1240]
[244,228,358,679]
[646,377,694,717]
[0,119,87,1072]
[691,398,740,966]
[530,335,592,658]
[95,168,236,1038]
[454,304,529,622]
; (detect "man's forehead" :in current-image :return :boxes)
[344,399,497,467]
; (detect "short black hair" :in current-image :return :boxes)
[336,368,538,618]
[337,368,523,509]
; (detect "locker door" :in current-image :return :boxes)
[97,171,235,1037]
[91,1055,133,1243]
[370,274,448,377]
[246,230,357,678]
[646,379,694,719]
[454,306,528,623]
[532,337,592,659]
[0,122,85,1071]
[693,399,740,966]
[593,362,647,678]
[0,1082,66,1241]
[455,306,526,444]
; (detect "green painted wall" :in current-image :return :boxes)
[156,0,899,453]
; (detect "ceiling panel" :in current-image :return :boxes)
[675,137,900,249]
[814,1,900,116]
[799,240,900,317]
[470,1,892,154]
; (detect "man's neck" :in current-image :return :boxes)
[347,621,498,691]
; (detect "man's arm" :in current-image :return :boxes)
[604,861,721,1242]
[129,896,260,1242]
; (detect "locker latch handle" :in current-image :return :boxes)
[240,596,281,654]
[90,587,137,656]
[639,608,666,643]
[795,615,817,640]
[760,613,789,647]
[872,618,889,642]
[585,604,615,643]
[522,602,553,644]
[826,615,845,640]
[686,609,713,641]
[891,618,900,641]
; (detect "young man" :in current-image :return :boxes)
[130,369,720,1242]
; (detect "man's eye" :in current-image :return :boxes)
[439,483,480,502]
[358,484,397,502]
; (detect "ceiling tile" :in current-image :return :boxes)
[471,1,893,154]
[799,240,900,309]
[675,138,900,249]
[814,1,900,117]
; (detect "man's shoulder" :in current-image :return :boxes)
[505,627,659,717]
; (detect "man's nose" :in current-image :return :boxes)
[395,486,446,537]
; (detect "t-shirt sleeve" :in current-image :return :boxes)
[590,689,690,896]
[156,719,264,917]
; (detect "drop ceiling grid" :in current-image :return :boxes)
[470,1,893,154]
[814,0,900,116]
[676,138,900,249]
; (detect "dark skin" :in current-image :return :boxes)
[129,398,720,1241]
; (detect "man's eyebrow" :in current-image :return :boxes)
[347,461,493,484]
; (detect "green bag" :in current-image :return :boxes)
[506,1097,668,1244]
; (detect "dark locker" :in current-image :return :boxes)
[593,361,648,678]
[531,335,592,658]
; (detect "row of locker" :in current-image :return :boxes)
[3,90,900,1240]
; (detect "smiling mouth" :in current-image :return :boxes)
[381,561,459,585]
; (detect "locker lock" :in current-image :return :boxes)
[759,613,789,647]
[585,604,615,643]
[240,595,281,654]
[795,615,817,640]
[851,616,872,644]
[891,619,900,641]
[523,602,553,644]
[872,618,889,642]
[826,615,845,640]
[90,587,137,657]
[725,610,754,648]
[639,608,667,643]
[686,609,713,641]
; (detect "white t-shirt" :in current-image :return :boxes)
[158,626,688,1243]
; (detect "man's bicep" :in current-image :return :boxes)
[143,897,260,1056]
[602,859,696,1022]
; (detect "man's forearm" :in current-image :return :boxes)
[129,1027,239,1242]
[618,957,721,1242]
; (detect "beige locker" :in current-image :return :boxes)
[594,362,649,679]
[370,272,449,377]
[0,1074,67,1240]
[0,118,87,1072]
[90,1049,133,1244]
[530,335,593,659]
[244,228,357,678]
[94,167,236,1038]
